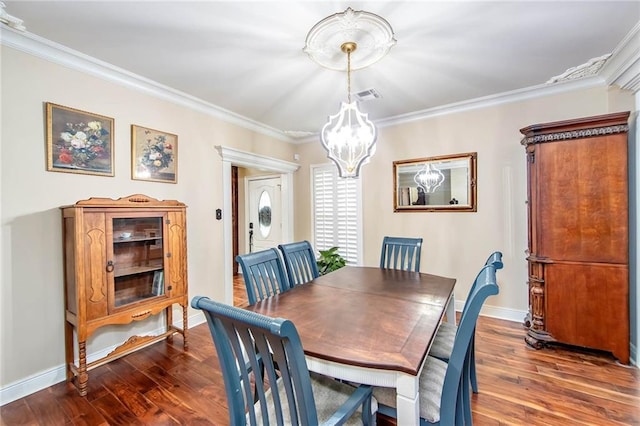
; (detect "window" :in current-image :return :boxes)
[311,164,362,265]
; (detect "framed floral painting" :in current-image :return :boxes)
[131,125,177,183]
[46,102,114,176]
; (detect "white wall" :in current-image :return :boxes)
[0,45,294,402]
[293,84,636,333]
[1,37,638,404]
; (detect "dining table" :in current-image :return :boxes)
[245,265,456,426]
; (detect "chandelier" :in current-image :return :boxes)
[320,42,376,178]
[414,163,445,193]
[304,8,395,178]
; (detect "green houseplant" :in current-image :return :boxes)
[316,246,346,275]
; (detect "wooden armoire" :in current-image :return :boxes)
[521,111,630,364]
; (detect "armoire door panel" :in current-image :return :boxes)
[536,135,628,264]
[545,263,629,363]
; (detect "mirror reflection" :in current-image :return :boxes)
[394,152,477,212]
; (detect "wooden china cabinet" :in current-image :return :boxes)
[61,194,188,395]
[521,112,630,364]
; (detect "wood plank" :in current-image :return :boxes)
[49,380,109,425]
[0,399,39,425]
[1,277,637,426]
[91,392,143,426]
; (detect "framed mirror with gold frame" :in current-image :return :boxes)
[393,152,477,212]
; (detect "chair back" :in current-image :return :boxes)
[191,296,319,425]
[439,264,499,423]
[379,236,423,272]
[484,251,503,269]
[278,241,320,286]
[460,251,503,315]
[236,248,290,305]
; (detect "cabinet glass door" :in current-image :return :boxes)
[111,216,164,308]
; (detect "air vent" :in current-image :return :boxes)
[354,88,381,102]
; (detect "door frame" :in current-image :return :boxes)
[216,146,299,305]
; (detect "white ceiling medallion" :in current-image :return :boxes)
[303,7,396,71]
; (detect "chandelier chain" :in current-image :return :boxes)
[347,48,352,103]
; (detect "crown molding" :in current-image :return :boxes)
[2,22,637,145]
[375,76,606,129]
[0,27,293,142]
[294,75,609,144]
[600,21,640,92]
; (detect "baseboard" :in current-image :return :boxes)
[455,300,527,324]
[0,311,206,406]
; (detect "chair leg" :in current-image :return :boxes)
[462,351,473,425]
[361,393,376,426]
[456,379,466,426]
[470,334,479,394]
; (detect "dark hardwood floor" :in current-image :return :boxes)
[2,276,638,425]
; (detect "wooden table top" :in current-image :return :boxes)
[246,266,456,375]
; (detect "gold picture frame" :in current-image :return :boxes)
[131,125,177,183]
[46,102,114,176]
[393,152,477,212]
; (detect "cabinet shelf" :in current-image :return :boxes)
[114,237,162,244]
[114,264,163,278]
[115,293,161,306]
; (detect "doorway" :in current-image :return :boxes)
[217,146,299,305]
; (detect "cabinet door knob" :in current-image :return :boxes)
[106,261,114,272]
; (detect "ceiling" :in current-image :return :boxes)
[3,1,639,142]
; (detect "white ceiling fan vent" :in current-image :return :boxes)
[354,88,381,102]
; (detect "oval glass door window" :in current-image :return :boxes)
[258,190,272,238]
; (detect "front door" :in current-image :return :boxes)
[247,176,282,253]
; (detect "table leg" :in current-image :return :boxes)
[445,294,456,324]
[396,373,420,426]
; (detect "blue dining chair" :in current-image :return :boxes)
[236,248,290,305]
[429,251,503,396]
[379,236,423,272]
[372,262,500,425]
[191,296,377,426]
[278,240,320,286]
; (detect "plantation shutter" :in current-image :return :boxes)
[311,165,362,265]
